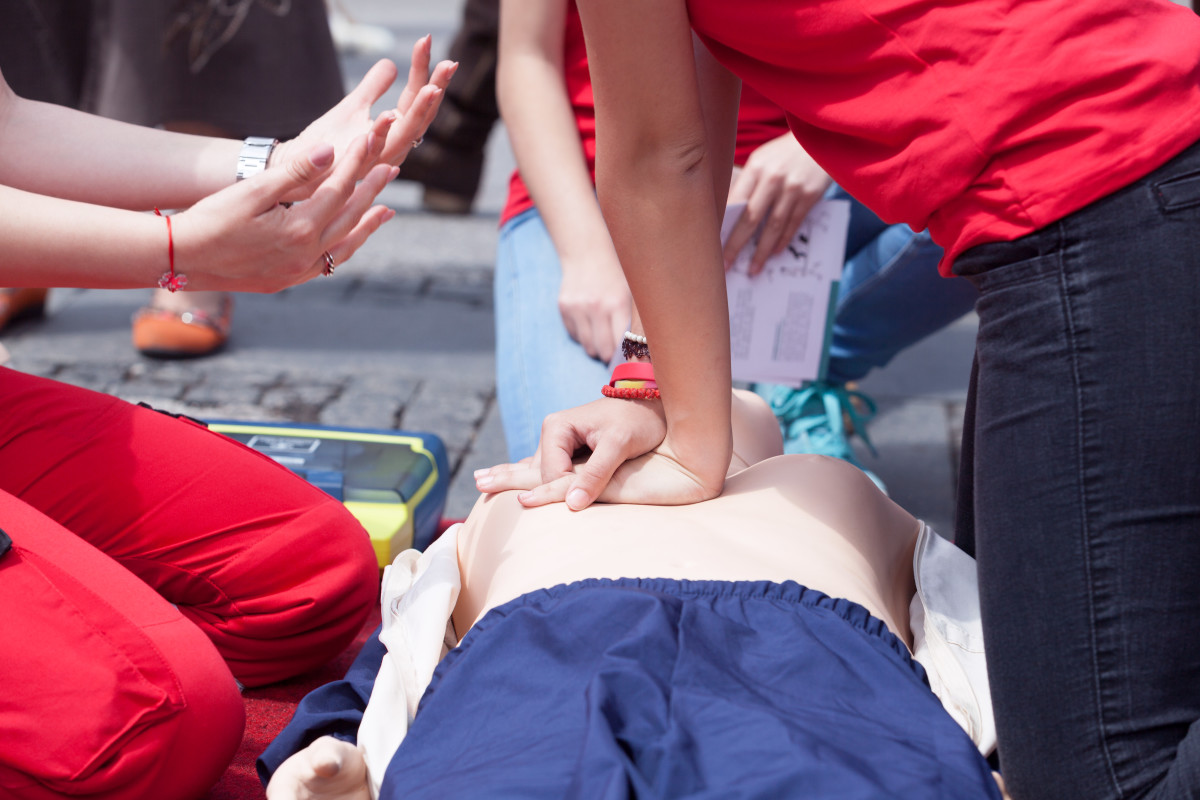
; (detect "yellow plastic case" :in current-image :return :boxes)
[208,421,450,567]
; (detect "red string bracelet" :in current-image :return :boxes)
[602,361,661,400]
[153,208,188,292]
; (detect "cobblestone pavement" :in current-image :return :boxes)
[0,0,978,528]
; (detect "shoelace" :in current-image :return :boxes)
[769,382,879,458]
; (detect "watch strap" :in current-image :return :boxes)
[236,136,279,181]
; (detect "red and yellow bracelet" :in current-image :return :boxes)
[602,361,660,400]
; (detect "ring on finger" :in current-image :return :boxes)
[411,137,423,148]
[322,251,336,276]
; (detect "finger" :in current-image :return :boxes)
[562,439,629,511]
[537,421,585,485]
[741,177,783,276]
[344,58,399,113]
[579,315,601,359]
[726,164,752,205]
[722,205,760,267]
[383,84,445,165]
[367,111,397,150]
[604,311,624,364]
[475,463,544,493]
[515,474,576,508]
[319,162,398,248]
[299,136,372,223]
[323,203,396,270]
[559,301,582,346]
[750,197,797,272]
[394,36,433,116]
[246,143,336,211]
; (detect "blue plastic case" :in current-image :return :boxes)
[208,420,450,566]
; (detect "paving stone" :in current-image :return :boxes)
[4,358,61,379]
[55,363,132,394]
[447,399,509,520]
[320,393,404,429]
[399,381,490,456]
[184,382,265,408]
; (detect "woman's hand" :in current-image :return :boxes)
[723,133,832,275]
[266,736,369,800]
[172,135,397,292]
[271,36,458,198]
[558,251,632,363]
[475,397,727,509]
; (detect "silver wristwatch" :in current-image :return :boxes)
[235,136,279,181]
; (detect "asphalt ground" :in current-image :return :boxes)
[0,0,978,530]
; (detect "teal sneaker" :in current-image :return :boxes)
[760,381,887,494]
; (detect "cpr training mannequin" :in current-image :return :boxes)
[263,391,1005,799]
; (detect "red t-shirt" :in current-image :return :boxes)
[688,0,1200,271]
[500,2,790,226]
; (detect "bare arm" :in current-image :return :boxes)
[0,43,454,211]
[0,41,455,291]
[576,0,739,499]
[497,0,629,362]
[475,0,742,508]
[0,77,239,210]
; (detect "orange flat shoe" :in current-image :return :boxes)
[131,294,233,358]
[0,288,50,333]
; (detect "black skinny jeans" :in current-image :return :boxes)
[955,139,1200,799]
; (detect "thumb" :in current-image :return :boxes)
[564,441,627,511]
[262,143,336,203]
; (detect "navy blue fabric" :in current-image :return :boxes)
[381,578,1000,799]
[256,624,385,786]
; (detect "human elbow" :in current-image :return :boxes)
[599,131,710,190]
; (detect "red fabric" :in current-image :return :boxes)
[687,0,1200,272]
[0,491,245,800]
[203,606,383,800]
[499,2,791,227]
[0,368,378,798]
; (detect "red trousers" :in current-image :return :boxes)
[0,369,378,799]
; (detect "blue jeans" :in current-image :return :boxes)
[825,186,979,384]
[495,209,617,462]
[495,193,978,461]
[952,139,1200,799]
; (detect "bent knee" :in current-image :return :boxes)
[202,497,379,686]
[1,619,244,800]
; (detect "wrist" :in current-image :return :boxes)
[235,136,279,181]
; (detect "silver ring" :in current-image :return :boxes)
[411,137,423,148]
[322,251,336,276]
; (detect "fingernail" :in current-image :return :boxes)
[365,132,376,151]
[475,475,492,490]
[382,208,396,222]
[310,144,334,168]
[517,491,533,505]
[389,166,400,180]
[473,468,489,478]
[567,488,589,510]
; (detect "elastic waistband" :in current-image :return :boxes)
[475,577,917,674]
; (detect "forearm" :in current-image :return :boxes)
[497,3,616,266]
[0,185,167,288]
[599,153,732,467]
[580,0,733,483]
[0,86,239,210]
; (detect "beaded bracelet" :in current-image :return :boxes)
[602,360,661,400]
[621,330,650,361]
